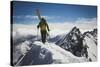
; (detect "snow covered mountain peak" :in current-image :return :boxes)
[56,26,97,61]
[71,26,81,34]
[56,26,83,56]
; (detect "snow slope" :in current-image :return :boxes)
[83,34,97,61]
[34,41,88,63]
[15,41,88,66]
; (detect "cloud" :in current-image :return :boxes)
[13,15,61,20]
[12,17,97,39]
[75,17,97,23]
[13,15,38,19]
[47,17,97,33]
[13,15,97,25]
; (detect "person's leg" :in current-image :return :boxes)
[41,32,44,43]
[42,33,45,43]
[41,31,46,44]
[43,32,47,44]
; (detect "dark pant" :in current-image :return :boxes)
[41,31,47,44]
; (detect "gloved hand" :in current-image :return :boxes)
[48,29,50,31]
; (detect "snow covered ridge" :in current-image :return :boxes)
[15,41,88,66]
[56,26,97,62]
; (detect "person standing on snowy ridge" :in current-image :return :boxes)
[37,17,50,44]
